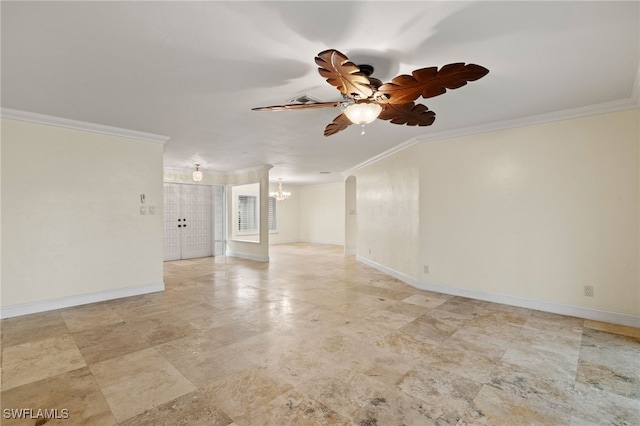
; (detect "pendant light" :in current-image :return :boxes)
[192,164,203,182]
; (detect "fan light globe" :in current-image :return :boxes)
[344,102,382,125]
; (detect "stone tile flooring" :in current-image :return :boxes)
[1,243,639,425]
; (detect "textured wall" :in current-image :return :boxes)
[299,183,345,245]
[419,109,639,315]
[356,146,421,279]
[2,118,164,307]
[355,109,639,318]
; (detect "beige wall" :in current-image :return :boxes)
[1,118,165,315]
[268,184,301,244]
[356,146,421,278]
[356,109,639,323]
[299,182,345,245]
[344,176,357,254]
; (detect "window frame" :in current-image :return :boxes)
[237,194,258,235]
[268,196,278,233]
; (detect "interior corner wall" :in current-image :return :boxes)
[354,145,421,279]
[1,118,165,317]
[355,108,639,324]
[299,182,345,245]
[419,109,639,317]
[268,184,300,244]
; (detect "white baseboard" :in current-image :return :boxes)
[356,256,640,328]
[269,239,302,245]
[226,251,270,262]
[0,282,165,319]
[300,239,345,246]
[344,248,357,255]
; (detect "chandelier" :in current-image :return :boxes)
[270,178,291,201]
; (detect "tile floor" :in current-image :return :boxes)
[1,243,639,425]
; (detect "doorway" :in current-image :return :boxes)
[164,183,215,261]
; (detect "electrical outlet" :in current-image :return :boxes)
[140,206,147,215]
[584,285,594,297]
[149,206,155,215]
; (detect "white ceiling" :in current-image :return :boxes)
[2,1,638,185]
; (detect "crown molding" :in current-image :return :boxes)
[415,97,639,145]
[163,166,228,177]
[342,137,420,177]
[0,108,170,144]
[343,97,639,175]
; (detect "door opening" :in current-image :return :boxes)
[164,183,224,261]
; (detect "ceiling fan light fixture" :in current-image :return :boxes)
[343,102,382,125]
[253,49,489,137]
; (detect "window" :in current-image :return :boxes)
[268,196,277,232]
[237,195,257,233]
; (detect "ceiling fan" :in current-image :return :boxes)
[252,49,489,136]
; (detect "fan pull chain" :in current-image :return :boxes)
[361,124,366,135]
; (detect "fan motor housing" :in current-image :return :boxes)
[358,64,374,76]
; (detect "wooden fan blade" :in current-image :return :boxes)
[378,102,436,127]
[324,113,352,137]
[315,49,373,99]
[252,101,342,111]
[376,63,489,104]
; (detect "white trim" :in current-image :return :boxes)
[162,179,220,187]
[344,249,357,255]
[0,108,170,144]
[357,256,423,287]
[415,98,639,145]
[269,239,302,245]
[357,256,640,328]
[342,137,419,177]
[225,251,269,262]
[342,100,639,175]
[301,238,345,246]
[0,282,165,319]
